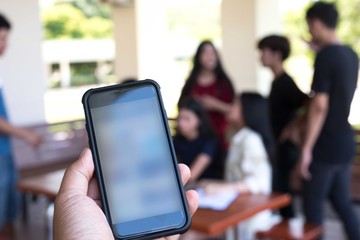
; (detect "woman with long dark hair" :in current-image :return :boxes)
[179,41,235,149]
[173,98,219,182]
[200,93,274,239]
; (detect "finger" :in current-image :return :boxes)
[87,177,100,200]
[186,190,199,217]
[94,199,103,209]
[162,190,199,240]
[301,165,311,180]
[162,234,180,240]
[58,148,94,196]
[178,163,191,186]
[304,169,311,180]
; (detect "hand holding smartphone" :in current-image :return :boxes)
[82,80,191,239]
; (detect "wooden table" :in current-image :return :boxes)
[17,170,291,237]
[191,193,291,236]
[17,169,65,201]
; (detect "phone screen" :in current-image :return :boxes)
[88,84,186,237]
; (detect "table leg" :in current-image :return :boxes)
[21,193,28,222]
[46,202,54,240]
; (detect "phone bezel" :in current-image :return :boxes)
[82,79,191,240]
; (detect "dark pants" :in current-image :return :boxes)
[273,140,299,218]
[303,160,360,240]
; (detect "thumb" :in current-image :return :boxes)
[301,164,311,180]
[58,148,94,196]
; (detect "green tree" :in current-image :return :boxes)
[42,4,112,39]
[284,0,360,56]
[71,0,111,19]
[336,0,360,55]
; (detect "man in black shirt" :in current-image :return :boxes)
[258,35,308,219]
[300,2,360,239]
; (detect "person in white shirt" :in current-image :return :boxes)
[201,93,274,239]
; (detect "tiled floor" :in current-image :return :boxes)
[9,196,360,240]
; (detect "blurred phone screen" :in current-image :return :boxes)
[90,85,184,236]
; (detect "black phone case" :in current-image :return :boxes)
[82,79,192,240]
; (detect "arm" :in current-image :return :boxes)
[197,84,234,114]
[189,153,212,182]
[280,100,309,145]
[0,117,41,146]
[202,134,271,195]
[197,95,231,114]
[280,78,310,144]
[299,93,329,179]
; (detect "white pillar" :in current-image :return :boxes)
[255,0,282,95]
[221,0,282,95]
[0,0,46,125]
[221,0,257,92]
[112,0,178,112]
[112,1,138,81]
[59,61,71,88]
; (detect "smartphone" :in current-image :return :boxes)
[82,80,191,239]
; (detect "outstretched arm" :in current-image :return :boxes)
[0,117,41,146]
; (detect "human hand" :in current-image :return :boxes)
[279,124,302,146]
[53,148,198,240]
[299,147,312,180]
[301,37,320,53]
[197,95,220,111]
[199,179,227,195]
[23,130,42,147]
[290,166,302,191]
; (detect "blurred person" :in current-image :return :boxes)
[54,148,199,240]
[173,98,219,182]
[0,14,41,238]
[298,2,360,239]
[200,93,274,239]
[258,35,308,219]
[178,41,235,151]
[119,77,137,84]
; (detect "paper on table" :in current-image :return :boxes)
[196,188,239,211]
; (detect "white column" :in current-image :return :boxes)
[112,2,138,81]
[112,0,178,112]
[255,0,282,95]
[59,61,71,88]
[0,0,46,125]
[135,0,178,111]
[221,0,282,95]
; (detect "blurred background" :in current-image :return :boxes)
[0,0,359,128]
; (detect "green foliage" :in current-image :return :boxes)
[336,0,360,55]
[42,4,112,39]
[70,62,98,86]
[284,0,360,57]
[71,0,111,19]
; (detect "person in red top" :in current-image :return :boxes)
[179,40,235,151]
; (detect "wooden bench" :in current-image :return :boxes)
[256,220,323,240]
[12,120,88,220]
[12,120,88,178]
[352,130,360,202]
[356,130,360,160]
